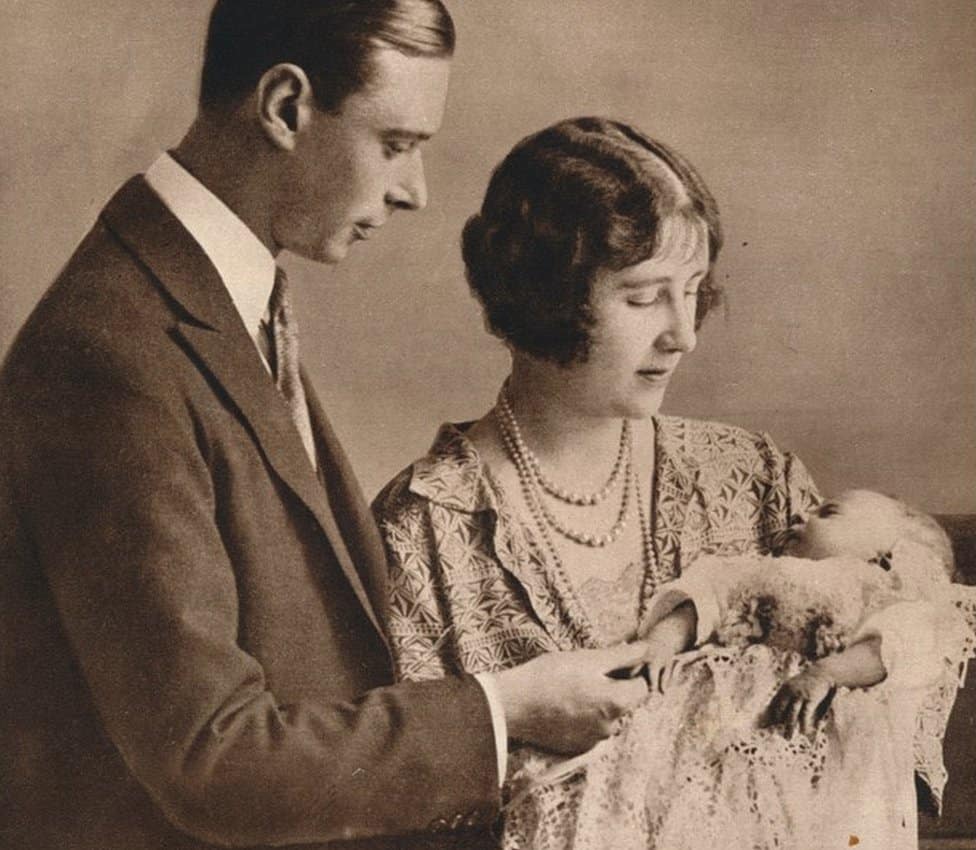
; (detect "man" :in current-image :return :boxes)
[0,2,649,848]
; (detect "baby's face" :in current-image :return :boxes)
[784,490,902,561]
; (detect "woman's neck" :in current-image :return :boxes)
[503,365,629,491]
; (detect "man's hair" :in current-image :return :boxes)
[461,117,723,364]
[200,0,455,113]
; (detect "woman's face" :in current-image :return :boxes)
[558,227,709,419]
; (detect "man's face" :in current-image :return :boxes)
[273,49,450,264]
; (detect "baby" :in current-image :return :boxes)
[503,491,973,850]
[639,489,957,737]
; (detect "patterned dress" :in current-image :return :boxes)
[373,416,972,850]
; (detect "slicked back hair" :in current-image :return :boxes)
[200,0,455,113]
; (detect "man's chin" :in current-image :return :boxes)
[312,241,350,266]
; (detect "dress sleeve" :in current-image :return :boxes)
[373,479,456,683]
[854,600,953,690]
[642,555,761,647]
[848,537,976,811]
[765,436,822,553]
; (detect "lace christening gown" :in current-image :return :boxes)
[505,549,975,850]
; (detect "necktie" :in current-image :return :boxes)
[264,267,317,467]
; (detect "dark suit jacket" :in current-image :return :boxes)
[0,178,499,850]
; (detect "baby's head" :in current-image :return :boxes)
[785,489,954,579]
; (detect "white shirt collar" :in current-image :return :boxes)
[144,153,276,339]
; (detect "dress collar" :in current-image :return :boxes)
[408,422,498,513]
[407,415,697,513]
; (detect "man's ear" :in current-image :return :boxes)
[256,63,315,151]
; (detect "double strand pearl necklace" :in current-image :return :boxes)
[495,387,633,548]
[497,391,630,506]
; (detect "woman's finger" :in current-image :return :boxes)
[813,685,836,727]
[652,661,668,694]
[799,697,818,737]
[783,696,803,738]
[662,656,681,691]
[766,685,792,727]
[670,650,703,686]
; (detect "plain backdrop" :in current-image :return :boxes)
[2,1,973,511]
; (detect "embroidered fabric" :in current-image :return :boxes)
[505,644,920,850]
[501,552,976,850]
[374,418,974,848]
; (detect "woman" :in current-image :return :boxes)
[373,118,967,849]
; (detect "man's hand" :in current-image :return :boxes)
[764,665,836,739]
[493,642,650,755]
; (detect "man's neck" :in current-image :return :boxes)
[172,116,279,257]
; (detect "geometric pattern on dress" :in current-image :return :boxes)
[372,414,962,799]
[375,416,820,685]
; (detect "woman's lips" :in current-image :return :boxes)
[638,368,673,383]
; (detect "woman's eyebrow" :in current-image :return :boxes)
[616,270,706,290]
[617,278,669,290]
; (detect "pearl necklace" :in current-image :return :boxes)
[497,390,629,506]
[493,389,658,624]
[495,390,633,548]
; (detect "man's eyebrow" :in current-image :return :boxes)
[382,128,433,141]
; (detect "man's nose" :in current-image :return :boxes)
[386,151,428,212]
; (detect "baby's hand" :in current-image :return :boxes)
[764,665,836,739]
[640,602,697,692]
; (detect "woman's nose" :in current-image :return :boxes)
[660,298,697,353]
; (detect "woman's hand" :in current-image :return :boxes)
[765,665,836,738]
[766,635,887,738]
[641,602,697,692]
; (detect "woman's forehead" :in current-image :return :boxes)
[650,214,709,265]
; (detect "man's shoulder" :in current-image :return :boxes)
[6,221,163,362]
[0,197,195,431]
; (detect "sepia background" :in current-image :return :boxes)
[1,0,973,510]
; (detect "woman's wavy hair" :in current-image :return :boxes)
[462,117,723,364]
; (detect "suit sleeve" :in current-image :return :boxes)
[11,345,499,846]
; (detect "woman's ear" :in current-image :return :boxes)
[255,63,315,152]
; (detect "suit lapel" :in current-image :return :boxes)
[304,378,391,632]
[101,176,387,643]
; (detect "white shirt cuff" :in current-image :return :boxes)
[473,672,508,787]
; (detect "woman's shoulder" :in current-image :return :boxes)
[372,421,493,524]
[655,414,790,466]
